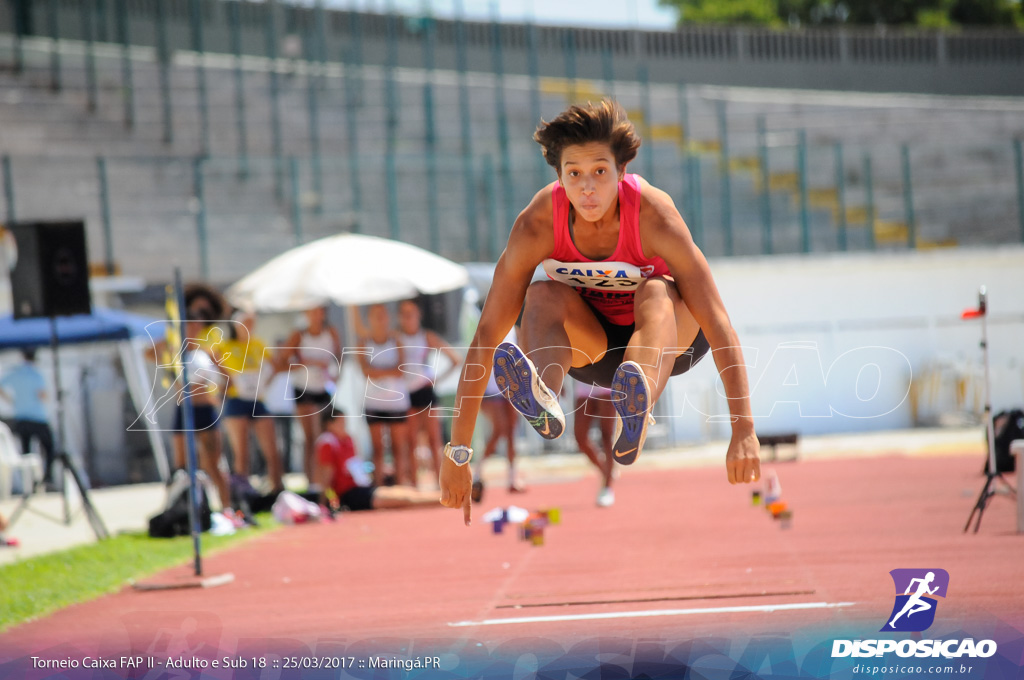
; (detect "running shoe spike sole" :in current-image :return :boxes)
[493,342,564,440]
[611,361,651,465]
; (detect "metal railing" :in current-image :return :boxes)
[2,1,1023,93]
[0,137,1020,283]
[1,3,1022,285]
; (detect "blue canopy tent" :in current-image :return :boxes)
[0,308,170,482]
[0,308,164,349]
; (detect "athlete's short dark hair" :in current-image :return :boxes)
[184,282,226,323]
[533,99,641,172]
[321,408,346,426]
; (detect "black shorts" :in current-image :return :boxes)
[365,410,408,426]
[408,385,436,410]
[172,403,221,431]
[340,486,375,511]
[293,388,333,408]
[224,398,270,419]
[568,313,711,389]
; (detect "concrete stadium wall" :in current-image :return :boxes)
[1,45,1022,285]
[660,245,1024,442]
[430,247,1024,450]
[2,0,1023,96]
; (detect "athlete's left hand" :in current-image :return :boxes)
[726,429,761,484]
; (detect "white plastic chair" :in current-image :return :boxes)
[0,421,44,500]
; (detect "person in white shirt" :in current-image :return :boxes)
[396,299,462,486]
[350,304,412,486]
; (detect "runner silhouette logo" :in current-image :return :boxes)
[882,569,949,632]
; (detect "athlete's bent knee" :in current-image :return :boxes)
[635,276,676,302]
[634,277,678,312]
[525,280,575,307]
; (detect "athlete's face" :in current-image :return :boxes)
[368,304,390,336]
[306,306,326,329]
[398,301,421,334]
[558,142,623,223]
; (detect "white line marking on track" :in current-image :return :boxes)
[449,601,857,627]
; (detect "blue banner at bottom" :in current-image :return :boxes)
[2,621,1022,680]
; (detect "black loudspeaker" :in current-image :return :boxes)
[9,221,92,320]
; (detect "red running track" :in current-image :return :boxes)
[1,452,1022,669]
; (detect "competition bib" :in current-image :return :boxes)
[542,259,655,290]
[542,259,659,318]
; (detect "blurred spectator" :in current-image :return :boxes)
[350,304,412,486]
[169,304,231,514]
[139,283,236,519]
[397,299,461,487]
[316,410,440,511]
[475,326,525,494]
[574,382,616,507]
[218,311,284,495]
[281,307,341,486]
[262,340,297,474]
[144,284,232,514]
[0,347,54,487]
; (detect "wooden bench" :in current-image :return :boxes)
[757,432,799,463]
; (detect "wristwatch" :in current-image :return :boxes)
[444,442,473,466]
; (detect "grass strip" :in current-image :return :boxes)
[0,514,279,632]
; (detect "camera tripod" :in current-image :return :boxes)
[5,316,109,540]
[962,286,1016,534]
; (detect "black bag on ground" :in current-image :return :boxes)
[148,471,213,538]
[249,489,286,514]
[986,409,1024,474]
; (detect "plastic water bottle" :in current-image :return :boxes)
[765,471,782,505]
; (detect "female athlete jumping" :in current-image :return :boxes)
[440,100,761,524]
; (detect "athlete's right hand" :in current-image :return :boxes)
[726,428,761,485]
[439,456,473,526]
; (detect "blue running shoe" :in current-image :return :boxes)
[493,342,565,440]
[611,361,654,465]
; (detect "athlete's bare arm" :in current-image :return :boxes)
[426,330,462,364]
[637,180,761,485]
[426,329,463,382]
[347,308,401,380]
[328,326,342,363]
[439,185,556,524]
[278,330,303,373]
[353,343,403,380]
[317,460,336,506]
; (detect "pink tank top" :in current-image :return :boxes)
[542,174,670,326]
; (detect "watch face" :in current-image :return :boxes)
[452,447,471,465]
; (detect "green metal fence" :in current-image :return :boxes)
[0,0,1022,284]
[0,138,1020,283]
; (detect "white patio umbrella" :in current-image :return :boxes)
[225,233,470,312]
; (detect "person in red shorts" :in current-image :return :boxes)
[316,411,441,511]
[440,99,761,525]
